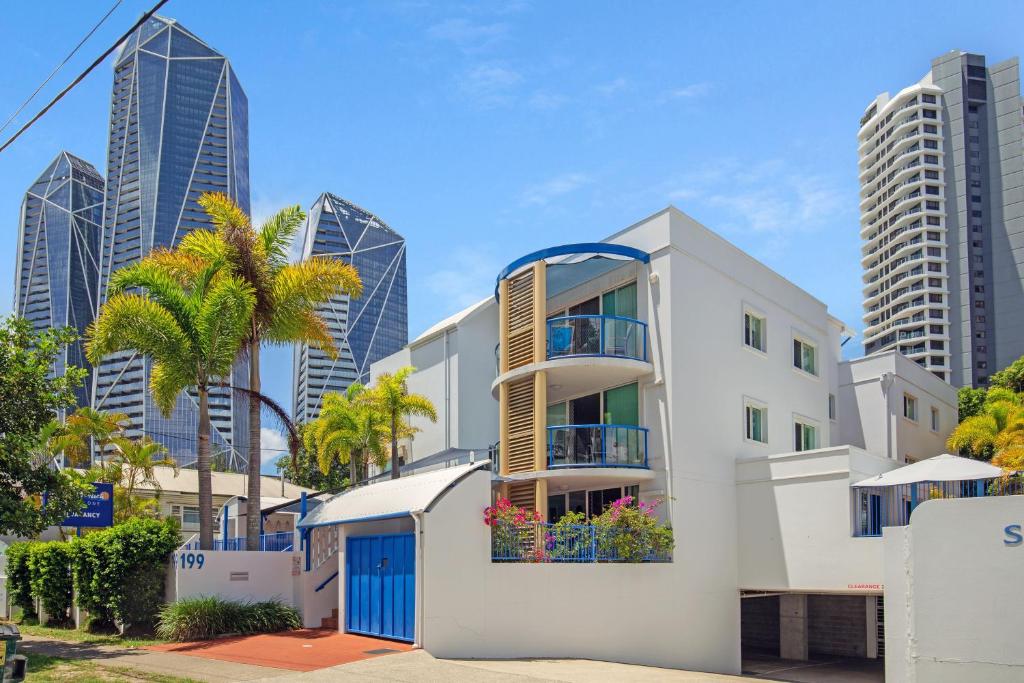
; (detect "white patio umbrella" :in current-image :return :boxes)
[853,453,1003,487]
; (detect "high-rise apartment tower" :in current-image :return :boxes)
[292,193,408,423]
[14,152,105,413]
[859,51,1024,387]
[93,16,251,468]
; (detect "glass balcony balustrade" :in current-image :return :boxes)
[546,315,647,362]
[547,424,648,468]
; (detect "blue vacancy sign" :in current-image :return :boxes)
[62,482,114,528]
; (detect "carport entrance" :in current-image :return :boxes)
[345,533,415,642]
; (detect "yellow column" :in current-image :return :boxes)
[532,261,548,521]
[499,383,509,477]
[535,479,548,522]
[498,278,510,476]
[532,261,546,361]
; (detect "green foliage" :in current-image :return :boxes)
[0,316,89,536]
[591,497,674,563]
[156,597,300,641]
[277,424,348,491]
[305,384,389,485]
[371,366,438,479]
[6,542,38,619]
[27,541,74,626]
[71,518,182,634]
[991,355,1024,393]
[958,386,987,422]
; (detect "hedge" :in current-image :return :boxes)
[71,518,181,634]
[5,518,180,634]
[4,542,37,620]
[27,541,74,625]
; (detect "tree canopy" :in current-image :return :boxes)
[0,316,89,536]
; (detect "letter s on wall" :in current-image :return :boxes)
[1004,524,1023,546]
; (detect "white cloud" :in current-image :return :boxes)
[427,18,508,52]
[664,159,848,257]
[520,172,592,206]
[661,82,712,100]
[423,246,500,314]
[595,77,629,96]
[261,427,289,464]
[457,63,522,107]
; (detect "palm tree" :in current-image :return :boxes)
[98,437,177,521]
[86,249,255,549]
[306,384,388,486]
[187,192,362,550]
[373,366,437,479]
[947,388,1024,470]
[52,407,130,466]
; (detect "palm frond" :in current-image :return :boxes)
[259,205,305,271]
[195,275,256,378]
[198,192,251,234]
[86,293,191,367]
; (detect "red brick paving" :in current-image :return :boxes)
[146,629,412,672]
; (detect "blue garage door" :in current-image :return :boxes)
[345,533,415,642]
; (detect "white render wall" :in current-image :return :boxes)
[170,550,302,607]
[421,469,740,674]
[837,350,957,463]
[736,446,898,592]
[884,495,1024,682]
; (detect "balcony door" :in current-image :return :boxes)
[604,383,640,466]
[567,297,600,355]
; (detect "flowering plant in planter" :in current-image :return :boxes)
[593,496,674,562]
[485,497,545,561]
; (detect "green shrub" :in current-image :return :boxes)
[71,518,180,635]
[157,597,301,642]
[5,542,37,620]
[27,541,73,626]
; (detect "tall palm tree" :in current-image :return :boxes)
[306,384,388,486]
[373,366,437,479]
[947,388,1024,469]
[187,193,362,550]
[52,407,130,466]
[86,249,255,549]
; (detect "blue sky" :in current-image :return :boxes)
[2,0,1022,472]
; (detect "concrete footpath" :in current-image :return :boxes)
[255,649,757,682]
[18,634,293,682]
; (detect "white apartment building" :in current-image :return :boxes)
[859,51,1024,387]
[350,205,965,673]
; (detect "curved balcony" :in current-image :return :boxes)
[546,315,647,362]
[548,424,649,469]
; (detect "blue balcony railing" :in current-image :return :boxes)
[491,522,671,563]
[548,424,648,468]
[546,315,647,362]
[182,531,295,552]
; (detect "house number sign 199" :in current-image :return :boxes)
[179,552,205,569]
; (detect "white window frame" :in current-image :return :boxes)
[171,504,202,530]
[930,406,940,432]
[743,397,769,445]
[792,332,819,377]
[742,304,767,355]
[903,393,918,422]
[793,414,820,452]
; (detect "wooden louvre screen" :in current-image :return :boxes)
[506,270,535,370]
[505,378,535,473]
[507,481,536,513]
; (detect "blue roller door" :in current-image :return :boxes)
[345,533,415,642]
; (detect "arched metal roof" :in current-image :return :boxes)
[494,242,650,299]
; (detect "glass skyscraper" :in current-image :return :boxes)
[14,152,105,413]
[292,193,408,422]
[93,16,250,468]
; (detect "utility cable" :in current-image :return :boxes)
[0,0,171,155]
[0,0,125,137]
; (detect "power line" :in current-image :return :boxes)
[0,0,125,137]
[0,0,171,156]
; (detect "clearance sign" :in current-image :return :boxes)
[61,482,114,528]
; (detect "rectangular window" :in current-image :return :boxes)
[171,505,201,528]
[745,401,767,444]
[923,94,937,104]
[931,407,939,432]
[793,338,817,376]
[828,394,836,421]
[794,419,818,452]
[904,394,918,421]
[744,311,766,352]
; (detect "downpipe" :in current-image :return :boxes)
[411,510,426,649]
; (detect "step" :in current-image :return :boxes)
[321,618,338,629]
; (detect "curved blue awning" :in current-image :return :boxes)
[494,242,650,299]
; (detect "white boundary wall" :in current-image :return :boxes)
[170,550,302,607]
[884,495,1024,682]
[420,469,739,674]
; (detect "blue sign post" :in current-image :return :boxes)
[61,482,115,528]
